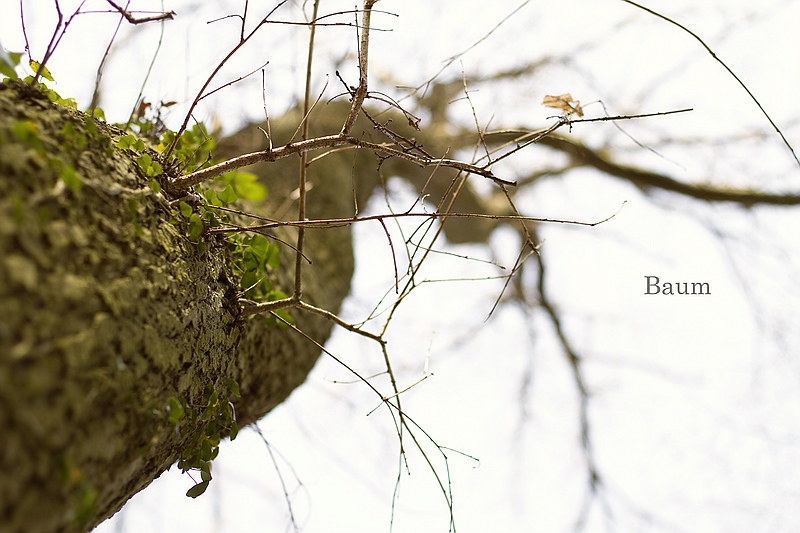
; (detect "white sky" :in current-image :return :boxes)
[3,1,800,532]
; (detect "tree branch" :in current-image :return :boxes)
[535,134,800,206]
[168,134,516,195]
[340,0,379,135]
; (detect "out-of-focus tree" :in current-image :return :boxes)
[2,1,799,531]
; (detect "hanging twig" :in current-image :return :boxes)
[621,0,800,169]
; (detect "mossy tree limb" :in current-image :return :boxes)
[0,80,352,533]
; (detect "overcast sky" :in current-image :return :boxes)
[4,1,800,532]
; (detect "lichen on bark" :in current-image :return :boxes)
[0,80,352,532]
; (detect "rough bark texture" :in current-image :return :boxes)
[0,80,352,533]
[0,78,499,532]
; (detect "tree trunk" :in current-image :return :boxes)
[0,80,353,532]
[0,75,507,532]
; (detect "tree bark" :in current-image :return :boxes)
[0,80,353,532]
[6,74,788,532]
[0,74,502,532]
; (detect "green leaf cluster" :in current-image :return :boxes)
[216,169,267,201]
[116,134,163,178]
[116,133,146,153]
[57,162,82,191]
[232,233,279,299]
[136,153,163,177]
[0,49,22,79]
[164,142,286,318]
[168,379,241,499]
[7,117,89,190]
[158,123,215,171]
[20,71,286,324]
[18,75,78,108]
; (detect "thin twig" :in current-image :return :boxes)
[205,208,622,236]
[197,60,270,103]
[123,0,169,130]
[378,217,400,294]
[90,0,128,113]
[530,226,605,517]
[489,108,693,166]
[104,0,174,24]
[164,0,290,158]
[293,0,321,300]
[340,0,380,134]
[415,0,533,97]
[253,426,300,533]
[621,0,800,168]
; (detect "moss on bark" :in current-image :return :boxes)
[0,80,352,532]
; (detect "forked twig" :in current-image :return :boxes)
[164,0,291,159]
[340,0,380,135]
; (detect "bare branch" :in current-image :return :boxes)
[205,209,619,237]
[340,0,380,135]
[168,134,516,194]
[621,0,800,169]
[292,0,322,301]
[164,0,291,159]
[104,1,175,24]
[535,134,800,206]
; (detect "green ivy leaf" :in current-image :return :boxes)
[29,59,54,81]
[12,119,43,152]
[73,485,98,524]
[62,121,88,150]
[167,397,184,424]
[179,201,193,218]
[232,171,267,201]
[249,234,270,260]
[207,390,219,407]
[0,51,21,79]
[188,213,204,240]
[116,134,136,150]
[240,271,259,293]
[200,440,213,461]
[89,107,106,121]
[204,188,222,207]
[156,131,175,152]
[203,209,220,227]
[7,51,23,67]
[226,378,241,398]
[148,161,162,177]
[272,308,295,327]
[60,164,82,191]
[136,154,162,177]
[265,243,280,269]
[218,184,238,203]
[186,480,209,498]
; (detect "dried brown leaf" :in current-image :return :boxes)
[542,94,584,117]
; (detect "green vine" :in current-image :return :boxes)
[2,64,292,500]
[166,378,241,498]
[5,60,286,316]
[113,102,291,322]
